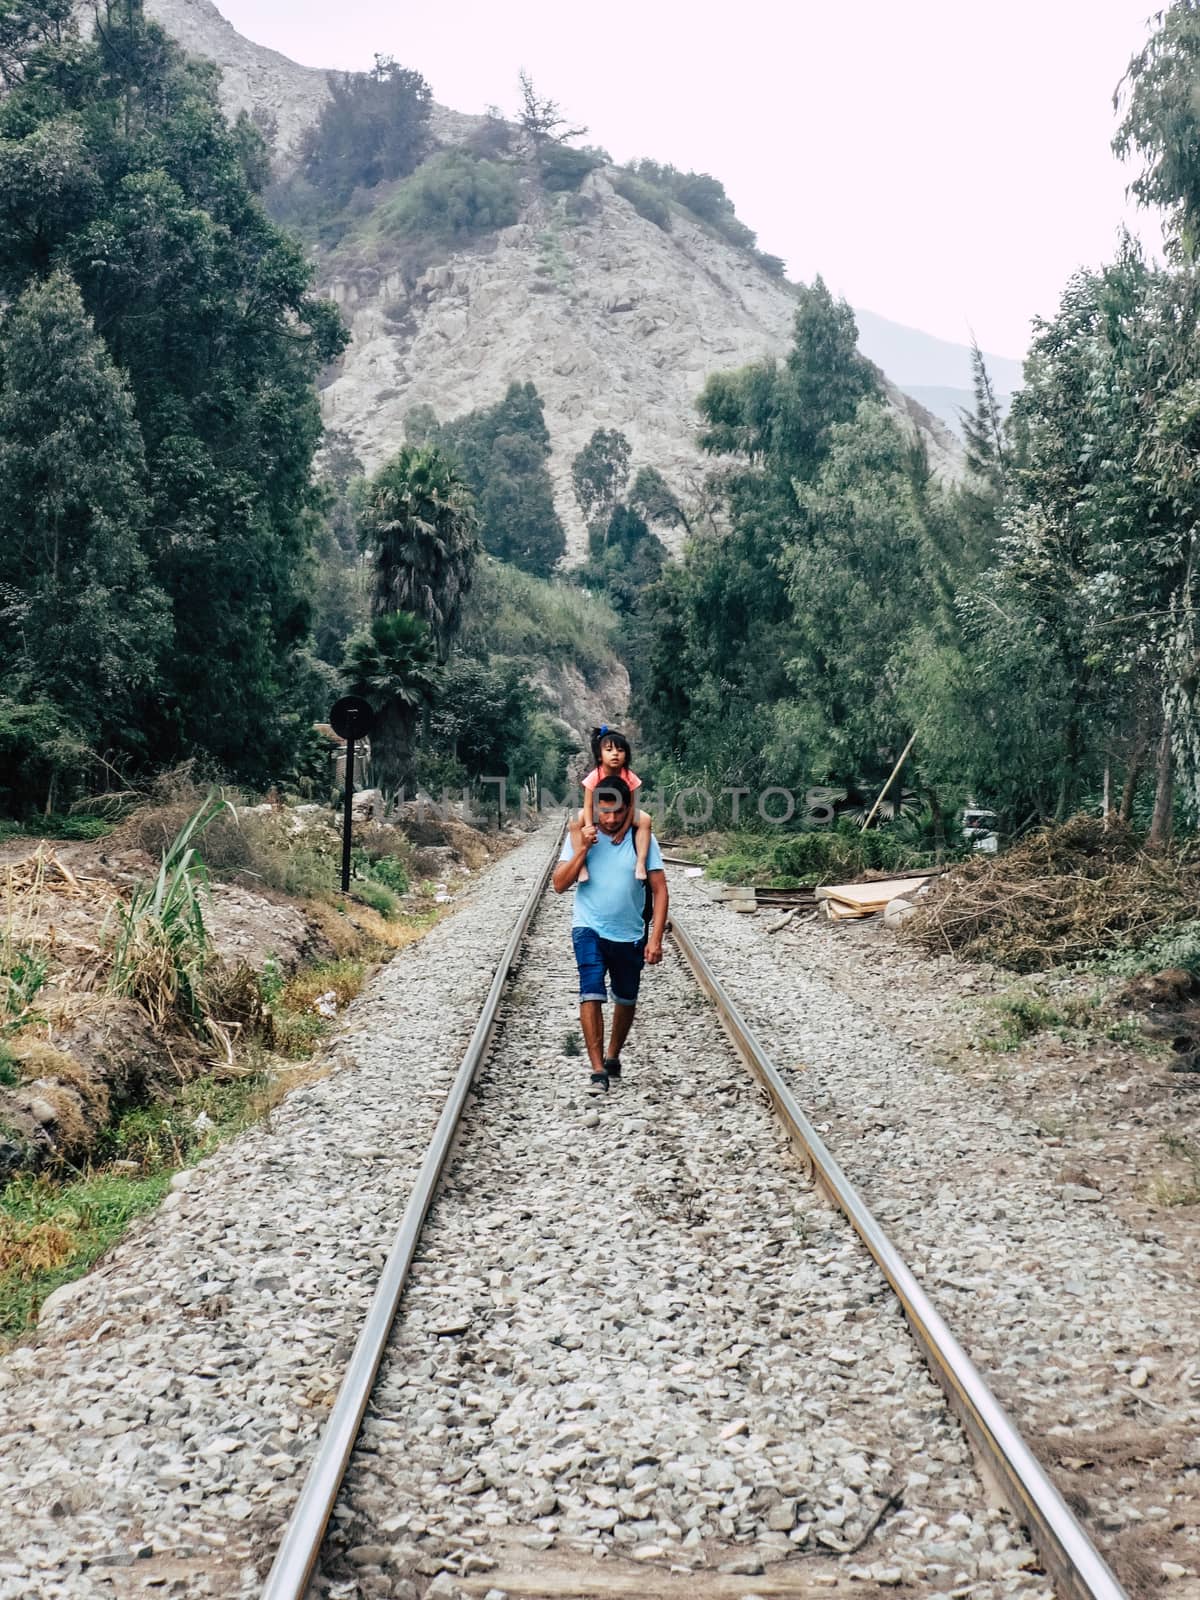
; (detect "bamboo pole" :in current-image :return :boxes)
[861,732,918,832]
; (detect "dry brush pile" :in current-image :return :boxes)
[905,816,1200,973]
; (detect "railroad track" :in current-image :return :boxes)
[261,829,1128,1600]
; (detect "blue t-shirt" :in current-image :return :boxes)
[560,828,664,943]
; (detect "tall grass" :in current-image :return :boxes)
[1,853,50,1039]
[459,559,620,682]
[106,793,234,1027]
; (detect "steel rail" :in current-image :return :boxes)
[670,913,1129,1600]
[261,826,564,1600]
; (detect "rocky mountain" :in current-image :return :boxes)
[852,307,1023,439]
[146,0,962,560]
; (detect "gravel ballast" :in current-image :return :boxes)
[313,870,1048,1599]
[0,828,558,1598]
[671,871,1200,1598]
[1,829,1153,1599]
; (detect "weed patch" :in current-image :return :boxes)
[0,814,114,843]
[1148,1135,1200,1206]
[0,1057,322,1344]
[0,1169,172,1343]
[353,881,398,919]
[107,795,233,1027]
[708,823,940,890]
[268,959,368,1058]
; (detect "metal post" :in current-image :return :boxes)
[341,734,355,893]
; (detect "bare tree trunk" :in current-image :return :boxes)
[372,702,417,811]
[1102,760,1111,828]
[1148,720,1174,851]
[928,787,946,864]
[1119,737,1148,823]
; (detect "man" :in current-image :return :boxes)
[552,777,669,1097]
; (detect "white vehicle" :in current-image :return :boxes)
[962,806,999,853]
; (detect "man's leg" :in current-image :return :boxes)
[606,1001,636,1064]
[580,999,606,1074]
[603,937,644,1076]
[571,927,610,1093]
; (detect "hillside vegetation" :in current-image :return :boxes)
[1,0,1198,930]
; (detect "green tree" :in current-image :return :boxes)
[342,611,438,800]
[578,502,666,622]
[425,656,536,777]
[1077,250,1200,836]
[629,465,691,536]
[640,281,880,779]
[300,55,431,205]
[782,401,931,780]
[362,444,480,660]
[0,271,170,790]
[961,341,1010,487]
[435,383,566,575]
[0,0,348,785]
[1115,1,1200,254]
[572,428,632,529]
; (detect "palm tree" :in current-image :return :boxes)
[342,611,438,800]
[363,445,479,661]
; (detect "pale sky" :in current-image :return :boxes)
[216,0,1165,357]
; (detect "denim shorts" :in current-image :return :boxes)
[571,926,645,1007]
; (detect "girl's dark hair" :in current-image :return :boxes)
[590,725,632,768]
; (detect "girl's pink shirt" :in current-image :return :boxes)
[582,765,641,792]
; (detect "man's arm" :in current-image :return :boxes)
[552,825,597,893]
[644,867,668,962]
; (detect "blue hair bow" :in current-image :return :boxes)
[599,723,609,734]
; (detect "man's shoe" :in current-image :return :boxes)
[603,1056,622,1079]
[587,1071,609,1096]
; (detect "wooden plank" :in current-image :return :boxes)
[814,876,927,908]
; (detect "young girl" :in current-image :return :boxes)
[573,725,654,882]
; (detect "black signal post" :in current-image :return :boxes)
[329,696,376,893]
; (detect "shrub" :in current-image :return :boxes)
[539,143,602,193]
[354,880,398,919]
[381,151,520,240]
[612,172,672,230]
[626,158,784,270]
[106,795,232,1027]
[366,854,410,896]
[1102,919,1200,979]
[467,114,514,160]
[18,814,114,841]
[708,820,935,889]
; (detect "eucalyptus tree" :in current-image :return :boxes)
[1115,0,1200,255]
[572,428,632,532]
